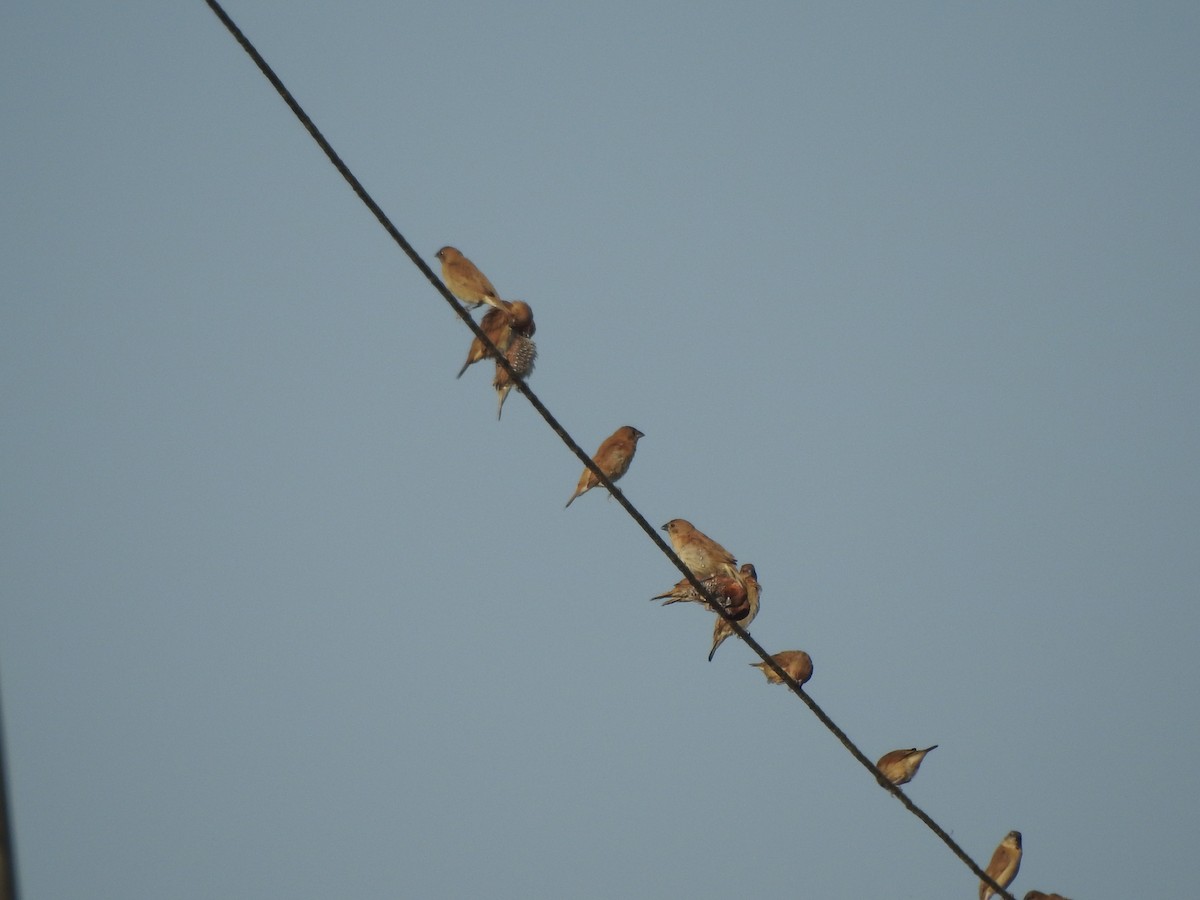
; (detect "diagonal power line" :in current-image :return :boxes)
[201,3,1017,897]
[0,677,17,900]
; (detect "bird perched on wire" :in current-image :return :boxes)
[652,568,755,621]
[980,831,1022,900]
[652,572,739,608]
[875,745,937,786]
[456,300,536,378]
[565,426,645,508]
[457,306,512,378]
[661,518,738,581]
[708,562,760,660]
[750,650,813,687]
[435,245,505,310]
[493,333,537,419]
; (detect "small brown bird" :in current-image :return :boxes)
[1024,892,1071,900]
[750,650,813,687]
[653,572,739,609]
[504,300,535,337]
[875,745,938,786]
[456,300,536,378]
[661,519,737,581]
[456,306,512,378]
[652,577,709,606]
[435,245,505,310]
[565,426,645,508]
[493,333,537,419]
[708,563,761,661]
[981,831,1022,900]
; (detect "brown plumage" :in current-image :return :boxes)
[494,334,537,419]
[457,306,512,378]
[456,300,536,378]
[652,576,708,606]
[1024,893,1072,900]
[565,426,645,508]
[435,245,504,310]
[652,573,739,609]
[981,831,1022,900]
[661,518,737,581]
[875,745,937,786]
[750,650,813,687]
[504,300,535,337]
[708,562,760,660]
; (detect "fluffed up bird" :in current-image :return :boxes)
[661,518,737,581]
[494,333,537,419]
[1024,892,1072,900]
[565,426,644,508]
[708,563,761,661]
[436,245,505,310]
[750,650,813,687]
[981,831,1022,900]
[456,300,536,378]
[875,746,937,786]
[657,564,758,619]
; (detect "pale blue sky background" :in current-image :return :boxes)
[3,2,1198,898]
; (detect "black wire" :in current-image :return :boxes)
[201,3,1018,897]
[0,677,19,900]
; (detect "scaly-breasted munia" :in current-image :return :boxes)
[750,650,813,687]
[456,300,536,378]
[875,745,937,786]
[565,426,645,508]
[652,573,739,609]
[661,519,737,581]
[708,563,760,661]
[504,299,535,337]
[457,306,512,378]
[435,245,504,310]
[981,831,1022,900]
[494,333,537,419]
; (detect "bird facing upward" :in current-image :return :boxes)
[875,745,937,786]
[750,650,813,687]
[661,518,737,581]
[565,426,645,508]
[435,245,505,310]
[981,831,1022,900]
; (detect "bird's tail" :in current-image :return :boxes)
[708,632,727,662]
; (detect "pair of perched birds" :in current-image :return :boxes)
[437,246,537,419]
[652,518,763,661]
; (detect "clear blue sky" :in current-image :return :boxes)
[3,2,1198,897]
